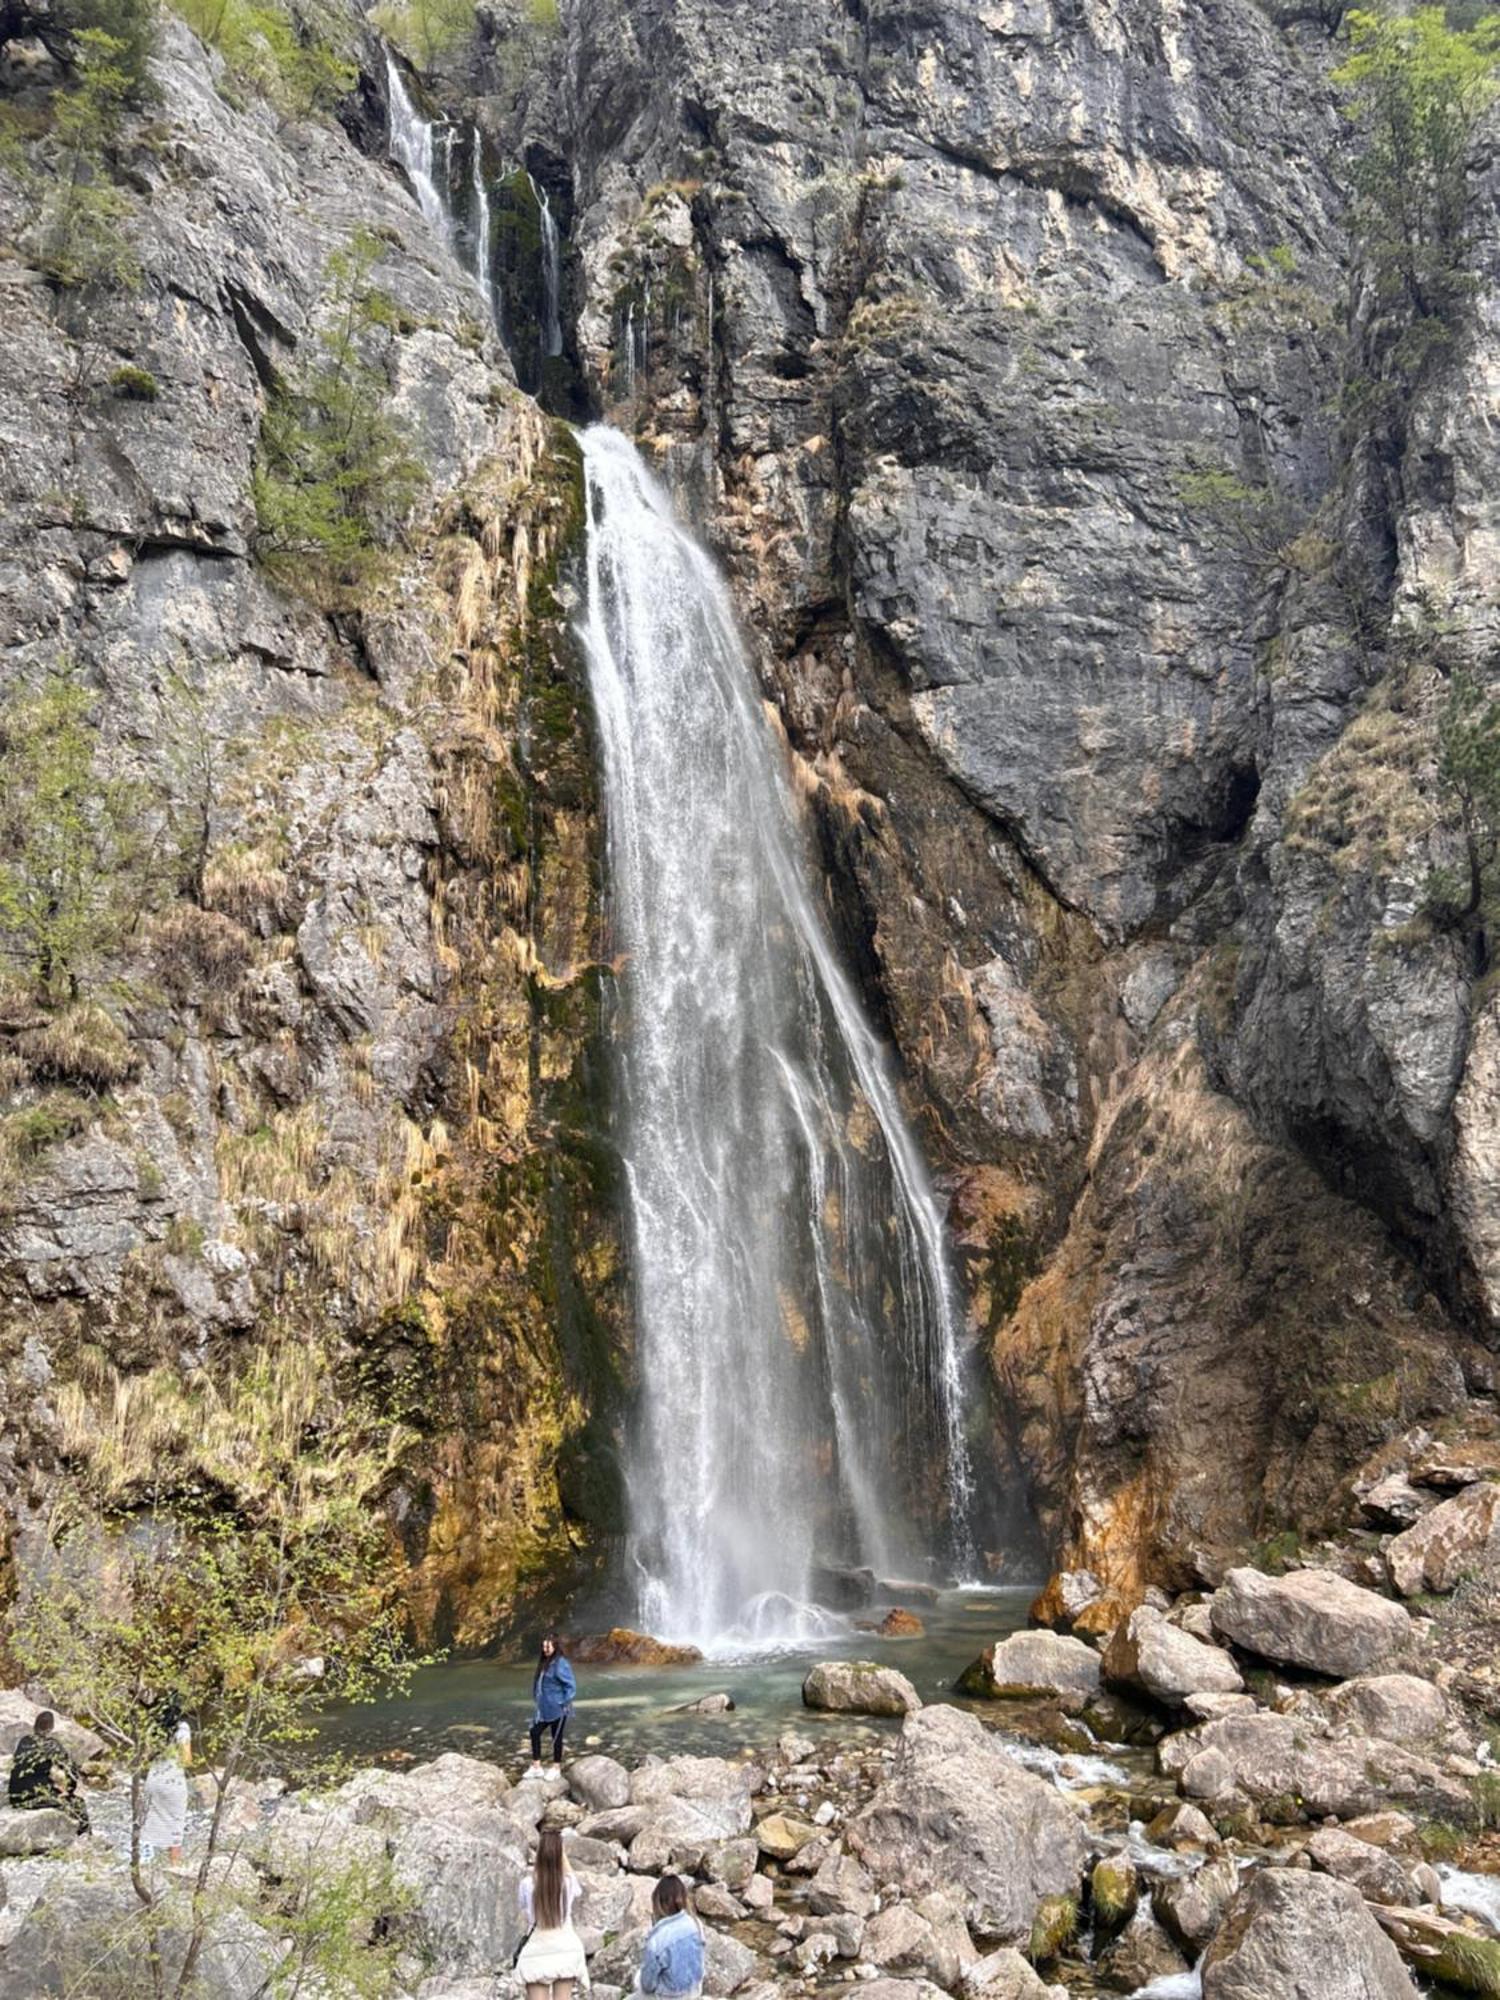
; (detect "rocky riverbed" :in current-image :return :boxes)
[7,1559,1500,1999]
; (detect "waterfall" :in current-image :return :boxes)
[384,53,498,319]
[470,138,494,321]
[579,427,975,1648]
[531,173,564,359]
[384,53,447,238]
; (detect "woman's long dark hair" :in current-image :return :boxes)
[652,1875,689,1920]
[533,1632,564,1691]
[533,1827,567,1928]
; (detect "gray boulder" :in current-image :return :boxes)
[847,1705,1086,1943]
[1103,1605,1243,1706]
[961,1946,1067,1998]
[1158,1711,1474,1822]
[0,1874,284,2000]
[568,1753,633,1812]
[0,1806,80,1855]
[958,1632,1101,1701]
[1385,1482,1500,1596]
[0,1693,105,1765]
[803,1661,922,1716]
[1201,1867,1418,1998]
[393,1806,529,1975]
[1210,1568,1412,1677]
[808,1848,878,1918]
[1323,1674,1454,1748]
[1150,1853,1239,1953]
[1307,1827,1413,1906]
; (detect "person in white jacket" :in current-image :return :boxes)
[138,1718,192,1864]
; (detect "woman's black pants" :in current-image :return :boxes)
[530,1715,566,1763]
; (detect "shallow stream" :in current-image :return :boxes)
[317,1587,1034,1767]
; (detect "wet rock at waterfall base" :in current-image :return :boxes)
[1200,1868,1419,1999]
[1102,1604,1244,1707]
[803,1660,923,1717]
[570,1628,705,1666]
[1210,1567,1413,1677]
[848,1706,1086,1943]
[958,1630,1102,1701]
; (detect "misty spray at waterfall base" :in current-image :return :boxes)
[579,428,984,1649]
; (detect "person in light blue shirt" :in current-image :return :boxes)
[528,1632,577,1771]
[636,1877,705,1998]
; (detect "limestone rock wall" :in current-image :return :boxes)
[0,9,622,1647]
[511,0,1500,1606]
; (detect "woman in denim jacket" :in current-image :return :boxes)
[636,1877,705,1999]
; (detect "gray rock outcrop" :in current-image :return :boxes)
[847,1705,1085,1943]
[1210,1569,1413,1677]
[1201,1867,1419,1999]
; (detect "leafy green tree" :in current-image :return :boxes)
[253,230,426,606]
[36,27,142,290]
[57,0,158,99]
[1429,665,1500,957]
[1335,6,1500,381]
[372,0,475,74]
[169,0,356,117]
[0,669,163,1001]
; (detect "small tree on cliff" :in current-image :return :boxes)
[8,1344,423,1997]
[1335,5,1500,386]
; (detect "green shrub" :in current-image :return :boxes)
[0,669,165,1001]
[253,229,426,606]
[371,0,475,72]
[57,0,157,98]
[109,363,158,399]
[168,0,356,116]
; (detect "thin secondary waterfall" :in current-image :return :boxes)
[531,173,564,359]
[385,54,447,236]
[384,54,496,315]
[579,427,974,1647]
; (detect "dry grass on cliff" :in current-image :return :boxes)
[54,1339,410,1519]
[1282,677,1439,880]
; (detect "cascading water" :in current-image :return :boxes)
[579,427,975,1648]
[384,53,447,237]
[530,173,564,360]
[384,54,497,317]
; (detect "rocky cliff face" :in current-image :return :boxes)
[6,0,1500,1640]
[0,4,622,1647]
[511,0,1500,1611]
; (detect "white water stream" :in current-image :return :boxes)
[531,173,564,358]
[579,426,975,1646]
[384,55,496,315]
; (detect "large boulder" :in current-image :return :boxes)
[391,1807,529,1975]
[1323,1674,1455,1748]
[803,1661,922,1716]
[809,1849,879,1918]
[1102,1606,1243,1706]
[1201,1867,1418,1998]
[1210,1568,1412,1677]
[1307,1827,1413,1906]
[567,1753,632,1812]
[0,1874,284,2000]
[571,1629,704,1666]
[0,1693,105,1765]
[957,1632,1101,1701]
[0,1806,81,1855]
[847,1705,1086,1943]
[1385,1482,1500,1596]
[961,1947,1067,1998]
[630,1756,760,1832]
[338,1752,512,1825]
[1157,1711,1474,1823]
[862,1894,976,1988]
